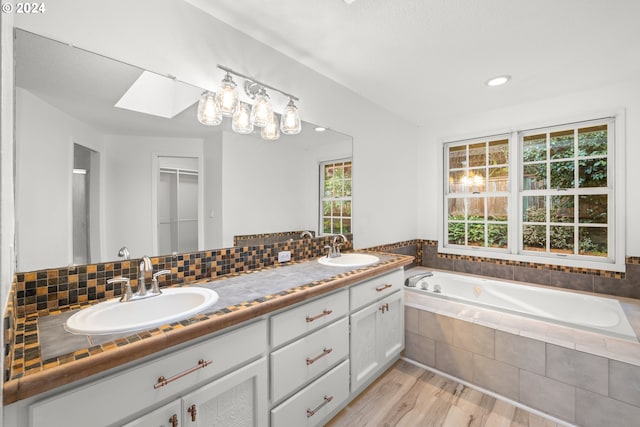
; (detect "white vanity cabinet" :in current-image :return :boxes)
[349,269,404,392]
[8,264,408,427]
[125,357,268,427]
[28,320,267,427]
[269,290,350,426]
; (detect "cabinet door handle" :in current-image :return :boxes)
[306,309,333,323]
[379,303,390,313]
[187,404,197,422]
[306,395,334,418]
[306,348,333,365]
[153,359,212,389]
[375,284,393,292]
[169,414,179,427]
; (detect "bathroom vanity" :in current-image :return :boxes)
[3,253,411,426]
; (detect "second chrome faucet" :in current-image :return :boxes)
[109,256,171,302]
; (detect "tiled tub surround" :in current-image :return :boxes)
[403,267,640,427]
[3,250,412,404]
[422,241,640,299]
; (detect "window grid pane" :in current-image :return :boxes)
[519,121,610,258]
[320,160,352,236]
[444,137,509,250]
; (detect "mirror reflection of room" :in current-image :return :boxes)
[14,29,352,273]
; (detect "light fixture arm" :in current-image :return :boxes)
[217,65,299,102]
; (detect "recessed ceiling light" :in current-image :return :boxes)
[315,126,327,132]
[486,75,511,87]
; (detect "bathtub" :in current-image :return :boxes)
[404,270,638,341]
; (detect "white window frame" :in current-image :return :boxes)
[438,112,626,272]
[319,158,352,236]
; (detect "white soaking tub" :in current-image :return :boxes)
[404,270,637,341]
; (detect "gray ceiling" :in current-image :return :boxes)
[185,0,640,125]
[15,29,350,146]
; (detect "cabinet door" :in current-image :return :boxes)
[181,357,268,427]
[350,291,404,393]
[379,291,404,365]
[349,301,380,392]
[122,400,181,427]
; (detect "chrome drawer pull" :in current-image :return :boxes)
[306,309,333,323]
[306,395,334,418]
[375,284,393,292]
[306,348,333,365]
[153,359,212,389]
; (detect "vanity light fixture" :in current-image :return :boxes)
[251,87,273,128]
[195,65,301,140]
[261,113,281,140]
[486,75,511,87]
[232,102,254,134]
[196,91,222,125]
[280,98,301,135]
[215,72,239,116]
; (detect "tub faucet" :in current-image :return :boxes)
[137,255,152,297]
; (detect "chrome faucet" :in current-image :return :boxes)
[137,255,152,297]
[300,230,313,239]
[151,270,171,295]
[325,234,348,258]
[117,246,130,260]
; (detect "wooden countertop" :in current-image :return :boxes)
[3,252,413,405]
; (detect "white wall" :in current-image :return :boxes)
[418,75,640,257]
[11,0,420,251]
[103,135,204,259]
[221,132,310,245]
[203,134,223,249]
[15,88,105,271]
[1,8,15,413]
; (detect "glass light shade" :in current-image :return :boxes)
[196,91,222,126]
[215,74,239,116]
[261,114,280,141]
[251,89,272,128]
[280,99,301,135]
[232,102,254,134]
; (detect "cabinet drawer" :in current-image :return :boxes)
[271,317,349,403]
[271,289,348,348]
[30,320,267,427]
[350,268,403,311]
[271,360,349,427]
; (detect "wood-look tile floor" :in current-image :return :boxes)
[326,360,563,427]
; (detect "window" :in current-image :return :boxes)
[445,137,510,249]
[320,159,352,235]
[520,122,611,258]
[442,117,620,268]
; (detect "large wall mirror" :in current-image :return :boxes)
[14,29,353,272]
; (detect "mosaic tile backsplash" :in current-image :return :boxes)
[4,236,639,383]
[12,234,352,317]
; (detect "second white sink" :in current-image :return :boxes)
[318,253,380,268]
[65,287,219,335]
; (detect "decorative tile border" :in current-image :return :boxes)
[5,255,400,381]
[11,235,352,317]
[233,230,317,247]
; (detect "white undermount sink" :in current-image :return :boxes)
[317,253,380,268]
[65,287,219,335]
